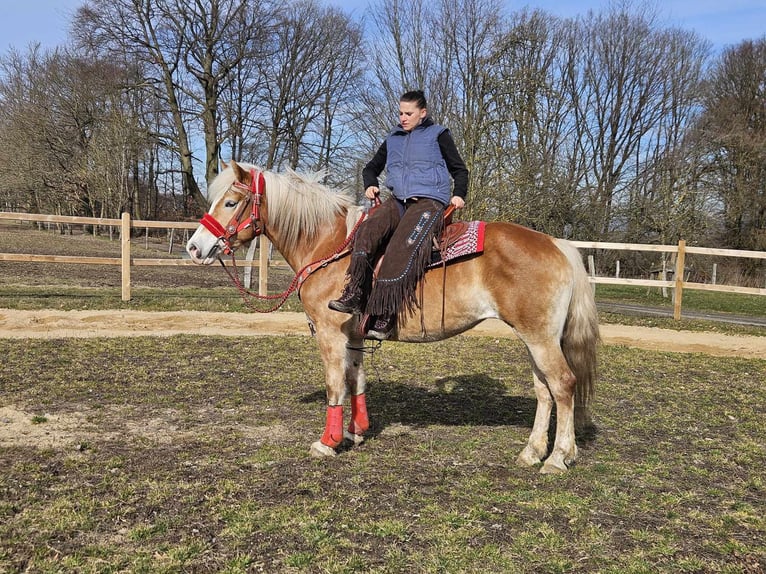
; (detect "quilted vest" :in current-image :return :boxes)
[384,122,451,206]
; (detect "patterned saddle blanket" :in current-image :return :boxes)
[428,220,486,269]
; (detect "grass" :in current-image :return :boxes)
[0,284,304,313]
[1,335,765,573]
[596,284,765,336]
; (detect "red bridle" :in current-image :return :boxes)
[199,168,266,255]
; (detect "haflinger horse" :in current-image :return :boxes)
[186,161,599,473]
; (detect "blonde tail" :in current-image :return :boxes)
[556,239,600,431]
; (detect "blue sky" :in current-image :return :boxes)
[1,0,764,53]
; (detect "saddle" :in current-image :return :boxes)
[368,217,485,277]
[428,219,486,268]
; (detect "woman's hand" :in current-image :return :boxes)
[365,186,380,200]
[450,196,465,209]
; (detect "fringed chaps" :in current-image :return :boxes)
[365,198,444,319]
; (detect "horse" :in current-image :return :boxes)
[186,161,599,473]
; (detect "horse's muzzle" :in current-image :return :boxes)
[186,239,223,265]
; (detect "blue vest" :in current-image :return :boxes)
[384,122,451,206]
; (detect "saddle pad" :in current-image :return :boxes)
[428,220,486,268]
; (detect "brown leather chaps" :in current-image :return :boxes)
[345,197,444,319]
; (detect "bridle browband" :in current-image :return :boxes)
[200,168,265,255]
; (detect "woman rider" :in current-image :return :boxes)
[329,90,469,340]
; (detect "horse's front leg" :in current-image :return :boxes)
[309,324,367,457]
[344,334,369,446]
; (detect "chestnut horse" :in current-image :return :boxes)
[186,161,599,473]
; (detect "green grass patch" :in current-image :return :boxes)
[0,285,304,313]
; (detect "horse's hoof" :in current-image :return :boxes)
[310,441,337,458]
[540,458,568,474]
[516,447,542,468]
[344,430,365,446]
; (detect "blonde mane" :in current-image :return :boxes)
[208,163,358,254]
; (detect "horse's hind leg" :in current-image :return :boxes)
[521,342,578,474]
[516,370,553,468]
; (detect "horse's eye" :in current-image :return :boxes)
[224,199,238,208]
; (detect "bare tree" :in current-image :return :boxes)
[437,0,505,221]
[0,46,53,214]
[620,27,712,247]
[480,9,577,231]
[0,46,150,223]
[243,0,365,179]
[562,6,682,238]
[698,38,766,252]
[73,0,272,214]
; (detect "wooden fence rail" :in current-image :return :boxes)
[1,212,764,319]
[0,211,277,301]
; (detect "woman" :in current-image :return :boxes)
[329,90,469,340]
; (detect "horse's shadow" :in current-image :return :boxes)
[301,373,538,435]
[300,373,599,449]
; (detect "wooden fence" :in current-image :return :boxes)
[1,212,764,320]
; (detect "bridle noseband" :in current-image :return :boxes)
[200,168,265,255]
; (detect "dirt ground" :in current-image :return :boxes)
[0,308,763,358]
[1,307,762,452]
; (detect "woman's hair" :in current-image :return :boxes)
[400,90,427,109]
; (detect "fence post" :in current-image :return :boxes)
[587,254,596,294]
[259,235,270,296]
[243,238,258,289]
[121,212,131,301]
[673,239,686,320]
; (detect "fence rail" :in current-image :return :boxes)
[2,212,764,319]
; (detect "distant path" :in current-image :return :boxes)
[598,302,766,328]
[1,309,763,359]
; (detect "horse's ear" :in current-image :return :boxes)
[230,160,247,183]
[220,159,229,170]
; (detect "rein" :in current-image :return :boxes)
[217,211,367,313]
[204,169,376,313]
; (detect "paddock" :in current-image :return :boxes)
[1,331,763,572]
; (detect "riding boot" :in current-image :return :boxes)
[328,251,370,314]
[365,315,395,341]
[328,283,363,314]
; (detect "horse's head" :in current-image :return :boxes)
[186,161,266,264]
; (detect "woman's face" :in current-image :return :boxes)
[399,100,427,132]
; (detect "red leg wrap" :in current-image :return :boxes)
[320,405,344,448]
[348,393,370,435]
